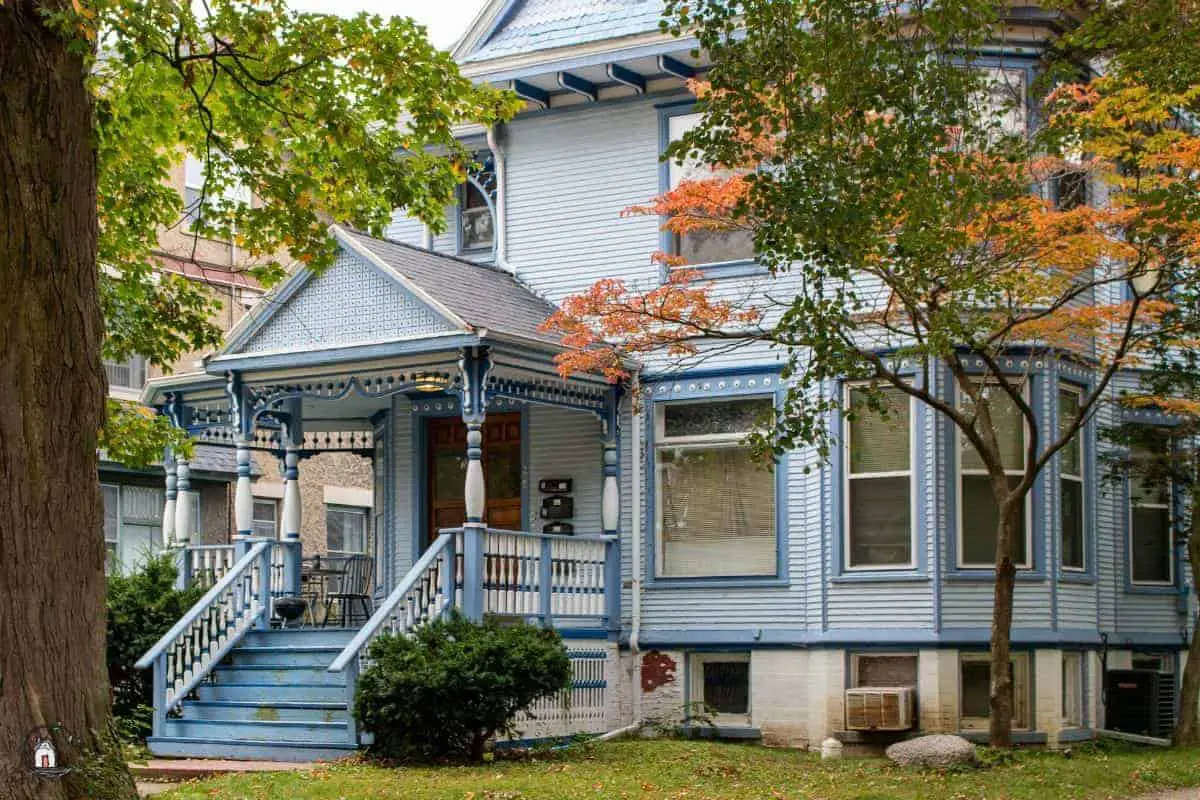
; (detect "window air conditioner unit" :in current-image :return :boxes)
[845,687,916,732]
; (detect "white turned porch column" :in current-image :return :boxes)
[173,459,194,546]
[162,453,177,548]
[601,443,619,535]
[234,439,254,540]
[282,444,301,539]
[464,424,485,526]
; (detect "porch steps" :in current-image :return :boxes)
[147,628,359,762]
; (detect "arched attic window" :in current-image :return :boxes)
[458,152,497,258]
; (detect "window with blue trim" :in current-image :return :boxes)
[957,383,1032,569]
[654,397,776,578]
[1058,385,1086,571]
[458,179,493,253]
[1130,435,1173,585]
[844,385,915,569]
[663,111,755,268]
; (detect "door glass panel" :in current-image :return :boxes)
[433,452,466,501]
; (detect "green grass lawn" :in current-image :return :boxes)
[156,738,1200,800]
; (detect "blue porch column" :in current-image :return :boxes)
[600,386,622,633]
[459,346,491,621]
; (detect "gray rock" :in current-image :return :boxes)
[885,734,978,768]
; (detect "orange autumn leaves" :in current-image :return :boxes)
[542,69,1200,382]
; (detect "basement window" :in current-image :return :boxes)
[959,652,1031,731]
[851,653,918,688]
[689,653,750,725]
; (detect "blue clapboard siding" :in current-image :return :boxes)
[503,99,662,303]
[390,394,417,584]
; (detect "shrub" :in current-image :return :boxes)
[354,612,573,761]
[106,554,204,741]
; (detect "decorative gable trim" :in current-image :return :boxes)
[451,0,520,61]
[330,225,471,330]
[220,265,317,355]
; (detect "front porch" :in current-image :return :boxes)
[135,226,626,759]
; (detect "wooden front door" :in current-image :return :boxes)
[426,413,522,547]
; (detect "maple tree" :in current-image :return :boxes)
[0,1,514,797]
[546,0,1200,746]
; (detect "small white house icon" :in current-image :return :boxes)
[33,740,55,770]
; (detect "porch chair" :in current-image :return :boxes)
[322,554,374,628]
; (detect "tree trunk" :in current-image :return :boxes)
[1172,512,1200,745]
[988,495,1021,748]
[0,4,135,798]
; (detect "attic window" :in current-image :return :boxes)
[460,180,494,253]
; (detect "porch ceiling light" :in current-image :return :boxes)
[412,372,448,393]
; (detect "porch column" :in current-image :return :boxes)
[162,451,177,548]
[460,346,491,621]
[600,386,622,633]
[279,436,302,597]
[232,438,255,559]
[173,458,194,589]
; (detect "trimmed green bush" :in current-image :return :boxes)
[106,554,203,741]
[354,612,573,761]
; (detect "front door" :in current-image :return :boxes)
[426,413,522,547]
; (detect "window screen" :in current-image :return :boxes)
[846,386,912,567]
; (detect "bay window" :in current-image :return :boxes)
[655,397,776,578]
[845,385,914,569]
[958,384,1030,568]
[1059,386,1086,570]
[1130,439,1172,585]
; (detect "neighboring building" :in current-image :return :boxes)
[101,156,372,575]
[134,1,1191,760]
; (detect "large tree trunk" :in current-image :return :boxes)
[1173,509,1200,745]
[988,494,1021,748]
[0,4,135,798]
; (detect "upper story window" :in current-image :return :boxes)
[1130,438,1172,585]
[104,354,148,392]
[327,504,368,557]
[957,383,1031,569]
[184,155,251,233]
[665,111,756,267]
[970,66,1028,141]
[1058,385,1086,571]
[655,397,776,578]
[844,385,914,569]
[459,180,494,253]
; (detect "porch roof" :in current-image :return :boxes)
[205,225,564,375]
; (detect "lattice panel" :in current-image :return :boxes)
[240,250,456,353]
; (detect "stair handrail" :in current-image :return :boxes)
[328,531,456,673]
[135,539,273,713]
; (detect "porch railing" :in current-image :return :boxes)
[481,529,614,622]
[180,544,236,589]
[136,540,274,728]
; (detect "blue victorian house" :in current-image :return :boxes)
[137,0,1189,761]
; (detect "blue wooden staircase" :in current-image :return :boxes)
[147,628,359,762]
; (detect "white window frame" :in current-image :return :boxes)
[1129,446,1174,587]
[1062,651,1084,728]
[843,383,917,571]
[959,651,1032,731]
[653,396,778,579]
[850,652,919,688]
[955,381,1033,570]
[104,354,148,399]
[663,110,756,268]
[1059,384,1086,572]
[688,652,751,726]
[251,498,278,540]
[326,504,368,557]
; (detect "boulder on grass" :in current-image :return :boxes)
[885,734,977,768]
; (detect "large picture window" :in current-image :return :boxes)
[958,383,1031,568]
[655,397,776,578]
[845,385,914,569]
[1130,440,1172,585]
[665,112,755,266]
[103,483,175,574]
[1059,386,1086,570]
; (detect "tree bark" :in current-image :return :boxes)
[1173,507,1200,745]
[0,3,136,798]
[988,493,1021,748]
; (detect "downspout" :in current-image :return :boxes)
[486,123,510,274]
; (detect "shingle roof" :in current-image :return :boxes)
[463,0,666,63]
[337,227,562,349]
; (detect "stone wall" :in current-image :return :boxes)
[250,450,373,557]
